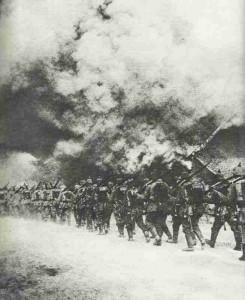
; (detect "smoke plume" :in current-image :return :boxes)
[0,0,244,184]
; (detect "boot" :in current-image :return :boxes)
[205,230,218,248]
[153,235,162,246]
[166,238,177,244]
[144,232,150,243]
[239,244,245,261]
[127,229,134,241]
[182,233,194,252]
[201,242,205,250]
[98,225,103,235]
[118,226,124,237]
[233,237,242,251]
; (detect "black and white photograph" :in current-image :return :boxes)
[0,0,244,299]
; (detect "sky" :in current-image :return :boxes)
[0,0,244,184]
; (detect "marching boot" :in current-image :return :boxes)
[127,229,134,241]
[205,229,219,248]
[144,231,150,243]
[233,237,242,251]
[118,226,124,237]
[104,224,109,235]
[182,234,194,252]
[98,225,104,235]
[239,244,245,261]
[167,229,179,243]
[153,235,162,246]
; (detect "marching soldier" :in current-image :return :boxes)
[32,185,43,220]
[227,166,245,261]
[85,178,95,231]
[205,187,242,251]
[0,187,8,216]
[94,177,110,235]
[50,185,61,222]
[22,185,32,218]
[126,183,149,242]
[144,179,172,246]
[58,185,75,225]
[111,178,131,239]
[76,180,87,227]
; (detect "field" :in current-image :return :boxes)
[0,216,244,300]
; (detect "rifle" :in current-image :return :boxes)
[205,174,243,194]
[52,178,61,189]
[14,186,24,194]
[35,181,41,191]
[24,183,29,190]
[2,182,9,190]
[171,161,211,192]
[187,115,235,158]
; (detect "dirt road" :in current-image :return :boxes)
[0,217,244,300]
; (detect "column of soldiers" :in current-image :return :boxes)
[0,165,244,262]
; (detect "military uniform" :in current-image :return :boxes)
[50,188,61,222]
[94,183,111,235]
[205,188,241,250]
[111,182,131,238]
[22,189,32,218]
[144,179,172,246]
[58,189,74,225]
[127,187,150,241]
[32,189,43,219]
[0,188,8,216]
[41,188,53,221]
[85,181,96,230]
[228,178,245,260]
[76,185,87,227]
[185,180,206,248]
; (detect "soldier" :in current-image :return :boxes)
[205,187,242,251]
[50,185,61,222]
[32,185,43,220]
[84,178,96,231]
[7,186,16,216]
[185,177,206,249]
[41,183,53,221]
[144,179,172,246]
[127,182,149,242]
[58,185,75,225]
[94,177,111,235]
[22,185,32,218]
[12,187,23,217]
[106,181,115,230]
[227,167,245,261]
[0,187,8,216]
[75,180,87,227]
[111,178,131,239]
[175,181,196,251]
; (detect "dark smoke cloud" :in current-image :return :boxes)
[0,0,244,184]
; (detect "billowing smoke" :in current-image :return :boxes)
[0,0,244,184]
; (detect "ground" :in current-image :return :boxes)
[0,216,244,300]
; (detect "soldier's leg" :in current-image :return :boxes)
[227,217,242,251]
[182,217,194,251]
[86,208,93,231]
[145,212,158,239]
[76,208,82,227]
[135,214,146,236]
[66,209,71,226]
[191,215,205,248]
[205,216,223,248]
[167,216,182,243]
[161,214,172,241]
[239,207,245,261]
[126,214,134,241]
[115,213,125,237]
